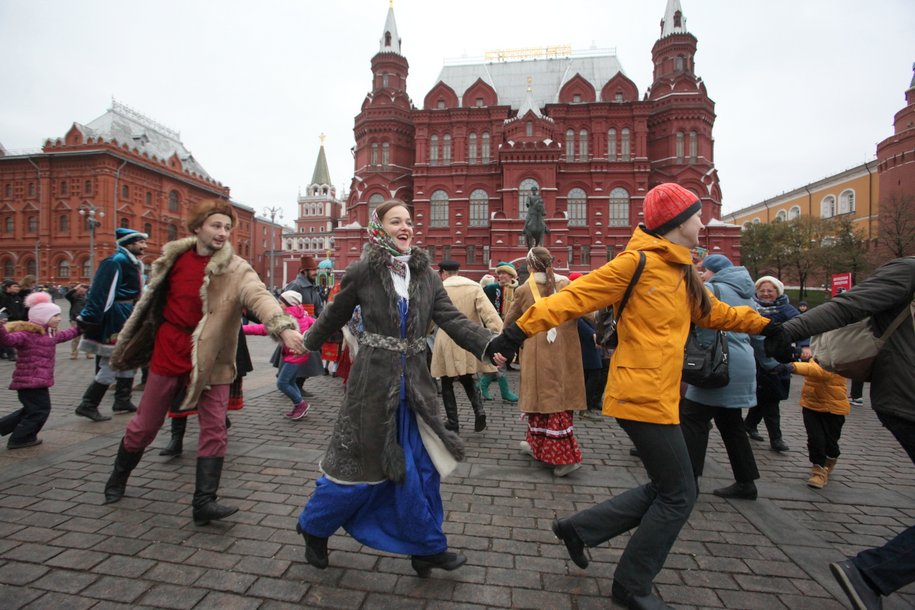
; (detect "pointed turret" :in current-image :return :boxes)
[659,0,688,37]
[379,2,402,55]
[311,140,332,186]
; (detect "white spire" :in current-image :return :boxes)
[660,0,688,37]
[516,77,542,119]
[379,4,402,55]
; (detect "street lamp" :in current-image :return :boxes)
[263,206,283,290]
[79,203,105,282]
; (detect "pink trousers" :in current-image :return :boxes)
[122,372,229,457]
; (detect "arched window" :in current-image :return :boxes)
[839,189,855,214]
[430,190,449,227]
[120,217,129,229]
[58,259,70,279]
[26,258,36,276]
[775,210,787,222]
[567,188,587,226]
[676,132,684,162]
[578,129,588,161]
[788,205,801,220]
[481,132,491,163]
[168,190,179,212]
[565,129,575,162]
[468,133,478,164]
[608,128,617,161]
[28,216,37,233]
[519,178,540,219]
[443,134,452,165]
[621,128,631,161]
[3,260,13,278]
[430,135,439,165]
[382,142,390,166]
[82,259,91,278]
[371,143,378,166]
[469,189,489,227]
[369,194,385,215]
[689,131,697,162]
[821,195,836,218]
[59,214,69,232]
[167,223,177,242]
[609,187,630,227]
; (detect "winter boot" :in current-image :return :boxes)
[497,375,519,403]
[824,456,838,474]
[192,457,238,525]
[441,380,460,433]
[75,381,112,422]
[159,417,187,457]
[807,464,829,489]
[459,375,486,432]
[104,440,144,504]
[112,378,138,413]
[479,373,494,401]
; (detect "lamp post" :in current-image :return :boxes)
[263,206,283,290]
[79,203,105,283]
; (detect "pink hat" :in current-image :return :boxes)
[644,183,702,235]
[25,292,61,326]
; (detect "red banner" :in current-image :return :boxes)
[831,273,852,297]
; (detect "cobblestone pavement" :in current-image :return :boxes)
[0,307,913,609]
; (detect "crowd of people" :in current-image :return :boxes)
[0,185,911,609]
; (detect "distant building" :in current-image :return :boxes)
[332,0,740,275]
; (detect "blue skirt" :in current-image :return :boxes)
[298,398,447,556]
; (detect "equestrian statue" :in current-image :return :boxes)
[523,186,549,247]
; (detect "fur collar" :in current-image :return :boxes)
[442,275,480,288]
[155,237,236,277]
[4,321,45,334]
[362,243,432,338]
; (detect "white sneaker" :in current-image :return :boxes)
[553,463,582,477]
[849,398,864,406]
[519,441,534,457]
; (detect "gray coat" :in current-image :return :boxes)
[304,244,494,483]
[782,257,915,423]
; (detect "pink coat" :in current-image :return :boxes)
[0,321,81,390]
[243,304,314,364]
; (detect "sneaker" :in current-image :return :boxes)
[713,481,758,500]
[553,463,582,477]
[771,439,790,452]
[747,428,764,441]
[519,440,534,457]
[289,400,310,420]
[849,397,864,406]
[830,559,883,610]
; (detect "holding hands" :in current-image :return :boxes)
[280,328,306,355]
[485,322,528,366]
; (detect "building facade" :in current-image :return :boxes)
[332,0,740,275]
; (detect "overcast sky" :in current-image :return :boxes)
[1,0,913,223]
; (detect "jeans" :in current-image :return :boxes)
[680,398,759,483]
[562,418,696,596]
[276,362,303,404]
[0,388,52,444]
[801,409,844,466]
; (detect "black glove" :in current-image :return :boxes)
[486,322,528,365]
[762,321,795,363]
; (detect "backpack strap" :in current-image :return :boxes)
[880,298,915,340]
[615,251,646,323]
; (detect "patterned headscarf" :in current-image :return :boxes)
[368,207,409,277]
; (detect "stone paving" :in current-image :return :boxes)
[0,307,913,609]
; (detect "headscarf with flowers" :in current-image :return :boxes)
[368,207,409,278]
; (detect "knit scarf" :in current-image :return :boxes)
[368,208,408,278]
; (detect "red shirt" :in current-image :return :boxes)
[150,249,208,376]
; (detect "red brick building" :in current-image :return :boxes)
[333,0,739,275]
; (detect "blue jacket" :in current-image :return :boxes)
[79,246,144,355]
[576,317,602,371]
[685,265,759,408]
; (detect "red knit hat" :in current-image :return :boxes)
[643,183,702,235]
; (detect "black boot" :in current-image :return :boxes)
[192,457,238,525]
[460,375,486,432]
[296,523,329,569]
[104,439,144,504]
[75,381,112,422]
[441,379,460,433]
[159,417,187,456]
[410,551,467,578]
[112,378,138,413]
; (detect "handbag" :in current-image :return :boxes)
[811,299,914,382]
[682,284,730,389]
[598,251,646,349]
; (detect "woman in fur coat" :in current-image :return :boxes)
[295,200,499,577]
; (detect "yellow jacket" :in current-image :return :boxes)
[515,228,771,424]
[792,361,851,416]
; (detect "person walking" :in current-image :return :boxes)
[102,199,303,526]
[430,259,502,433]
[74,228,148,421]
[0,292,81,449]
[487,183,775,609]
[64,283,89,359]
[283,255,326,390]
[679,254,762,501]
[0,280,27,361]
[765,255,915,610]
[480,262,519,402]
[505,247,586,477]
[295,200,499,577]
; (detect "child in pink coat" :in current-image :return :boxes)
[0,292,81,449]
[244,291,315,419]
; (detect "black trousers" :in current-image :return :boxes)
[584,368,603,411]
[801,408,845,466]
[0,388,52,444]
[680,398,760,483]
[744,397,783,443]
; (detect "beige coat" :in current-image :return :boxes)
[430,275,503,377]
[505,273,586,414]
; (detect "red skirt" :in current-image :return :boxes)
[526,411,582,466]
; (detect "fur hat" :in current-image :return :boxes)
[279,290,303,307]
[25,292,61,326]
[755,275,785,296]
[115,228,148,246]
[494,261,517,278]
[186,198,237,233]
[300,256,318,271]
[701,254,733,273]
[644,183,702,235]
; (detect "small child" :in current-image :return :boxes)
[0,292,81,449]
[786,360,851,489]
[243,291,314,420]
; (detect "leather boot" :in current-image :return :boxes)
[192,457,238,525]
[104,439,144,504]
[460,375,486,432]
[479,373,494,401]
[75,381,112,422]
[497,375,518,403]
[112,378,138,413]
[159,417,187,456]
[441,379,460,433]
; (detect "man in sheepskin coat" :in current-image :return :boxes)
[103,199,304,526]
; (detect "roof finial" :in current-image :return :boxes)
[527,76,533,93]
[319,132,326,145]
[389,0,393,7]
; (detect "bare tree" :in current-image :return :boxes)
[783,216,832,299]
[877,192,915,259]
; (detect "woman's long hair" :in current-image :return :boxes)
[526,247,557,295]
[685,264,711,317]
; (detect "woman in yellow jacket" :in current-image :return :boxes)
[487,183,775,610]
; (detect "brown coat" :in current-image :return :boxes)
[110,237,296,411]
[430,275,503,378]
[505,273,586,414]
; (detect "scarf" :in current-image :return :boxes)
[368,208,408,278]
